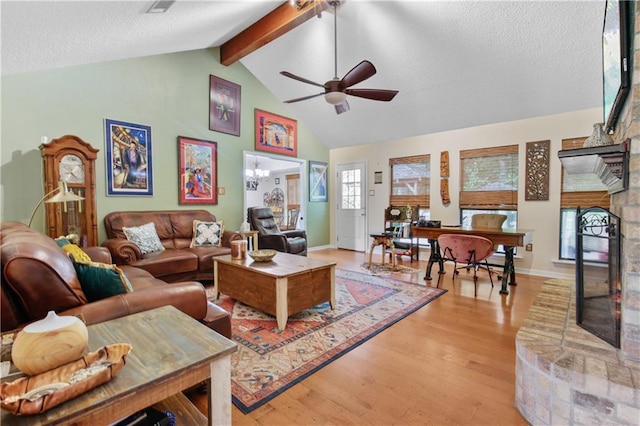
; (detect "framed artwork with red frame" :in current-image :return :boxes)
[254,109,297,157]
[178,136,218,205]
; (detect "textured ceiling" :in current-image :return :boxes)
[1,1,605,150]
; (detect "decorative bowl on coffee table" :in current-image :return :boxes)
[248,249,277,262]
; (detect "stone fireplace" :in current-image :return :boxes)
[515,3,640,424]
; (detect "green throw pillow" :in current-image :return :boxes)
[55,237,71,247]
[73,260,134,303]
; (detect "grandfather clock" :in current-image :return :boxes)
[40,135,99,247]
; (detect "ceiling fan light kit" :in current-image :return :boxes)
[281,0,397,114]
[325,91,347,105]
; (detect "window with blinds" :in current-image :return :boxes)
[389,154,430,207]
[559,137,610,260]
[286,173,300,210]
[459,145,519,210]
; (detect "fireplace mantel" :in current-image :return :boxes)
[558,140,630,194]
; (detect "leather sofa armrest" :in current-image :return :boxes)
[102,238,142,265]
[221,230,243,248]
[258,234,288,252]
[82,246,112,264]
[58,281,209,326]
[282,229,307,239]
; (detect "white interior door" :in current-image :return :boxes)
[336,162,366,251]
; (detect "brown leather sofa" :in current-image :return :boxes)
[0,222,231,338]
[103,210,243,283]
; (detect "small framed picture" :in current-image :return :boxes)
[105,119,153,196]
[275,178,280,185]
[209,75,241,136]
[178,136,218,205]
[374,171,383,184]
[309,160,328,202]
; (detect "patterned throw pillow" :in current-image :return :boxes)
[62,244,92,263]
[122,222,165,255]
[190,220,224,247]
[72,260,134,302]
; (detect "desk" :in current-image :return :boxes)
[411,226,533,295]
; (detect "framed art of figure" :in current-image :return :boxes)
[178,136,218,205]
[105,119,153,196]
[209,75,241,136]
[309,160,328,202]
[603,0,631,133]
[255,109,297,157]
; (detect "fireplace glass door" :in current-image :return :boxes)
[575,207,621,348]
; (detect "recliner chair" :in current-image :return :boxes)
[247,206,307,256]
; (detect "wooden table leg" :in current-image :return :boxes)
[368,241,376,267]
[213,261,220,299]
[329,266,336,309]
[275,277,288,330]
[208,354,232,426]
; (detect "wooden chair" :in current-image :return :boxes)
[467,213,507,279]
[438,233,495,296]
[384,205,420,262]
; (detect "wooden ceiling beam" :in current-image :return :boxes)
[220,0,329,66]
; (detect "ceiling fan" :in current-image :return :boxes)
[280,0,398,114]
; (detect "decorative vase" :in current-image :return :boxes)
[11,311,88,375]
[583,123,613,148]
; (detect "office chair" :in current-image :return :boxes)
[438,233,495,296]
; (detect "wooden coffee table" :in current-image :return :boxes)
[0,306,237,426]
[213,253,336,330]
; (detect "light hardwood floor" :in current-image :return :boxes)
[186,248,547,425]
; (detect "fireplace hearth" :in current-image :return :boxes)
[575,207,621,348]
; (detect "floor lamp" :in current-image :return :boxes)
[28,181,85,238]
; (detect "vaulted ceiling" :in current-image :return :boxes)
[1,1,604,149]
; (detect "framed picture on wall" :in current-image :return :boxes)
[309,160,328,202]
[178,136,218,205]
[209,75,241,136]
[105,119,153,196]
[255,109,297,157]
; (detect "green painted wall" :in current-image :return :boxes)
[1,48,330,247]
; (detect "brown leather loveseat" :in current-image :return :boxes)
[0,222,231,338]
[102,210,242,283]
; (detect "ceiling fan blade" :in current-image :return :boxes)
[283,92,325,103]
[335,101,350,115]
[340,60,377,89]
[280,71,326,88]
[345,88,399,102]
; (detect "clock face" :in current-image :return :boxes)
[59,154,85,184]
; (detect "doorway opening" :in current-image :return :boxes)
[243,152,306,231]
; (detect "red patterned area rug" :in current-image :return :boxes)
[210,268,447,414]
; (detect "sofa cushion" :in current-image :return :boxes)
[190,220,224,247]
[73,260,133,302]
[131,250,199,279]
[122,222,165,254]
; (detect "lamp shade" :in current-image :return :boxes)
[325,91,347,105]
[45,182,84,203]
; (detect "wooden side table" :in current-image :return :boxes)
[368,233,396,269]
[240,230,259,251]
